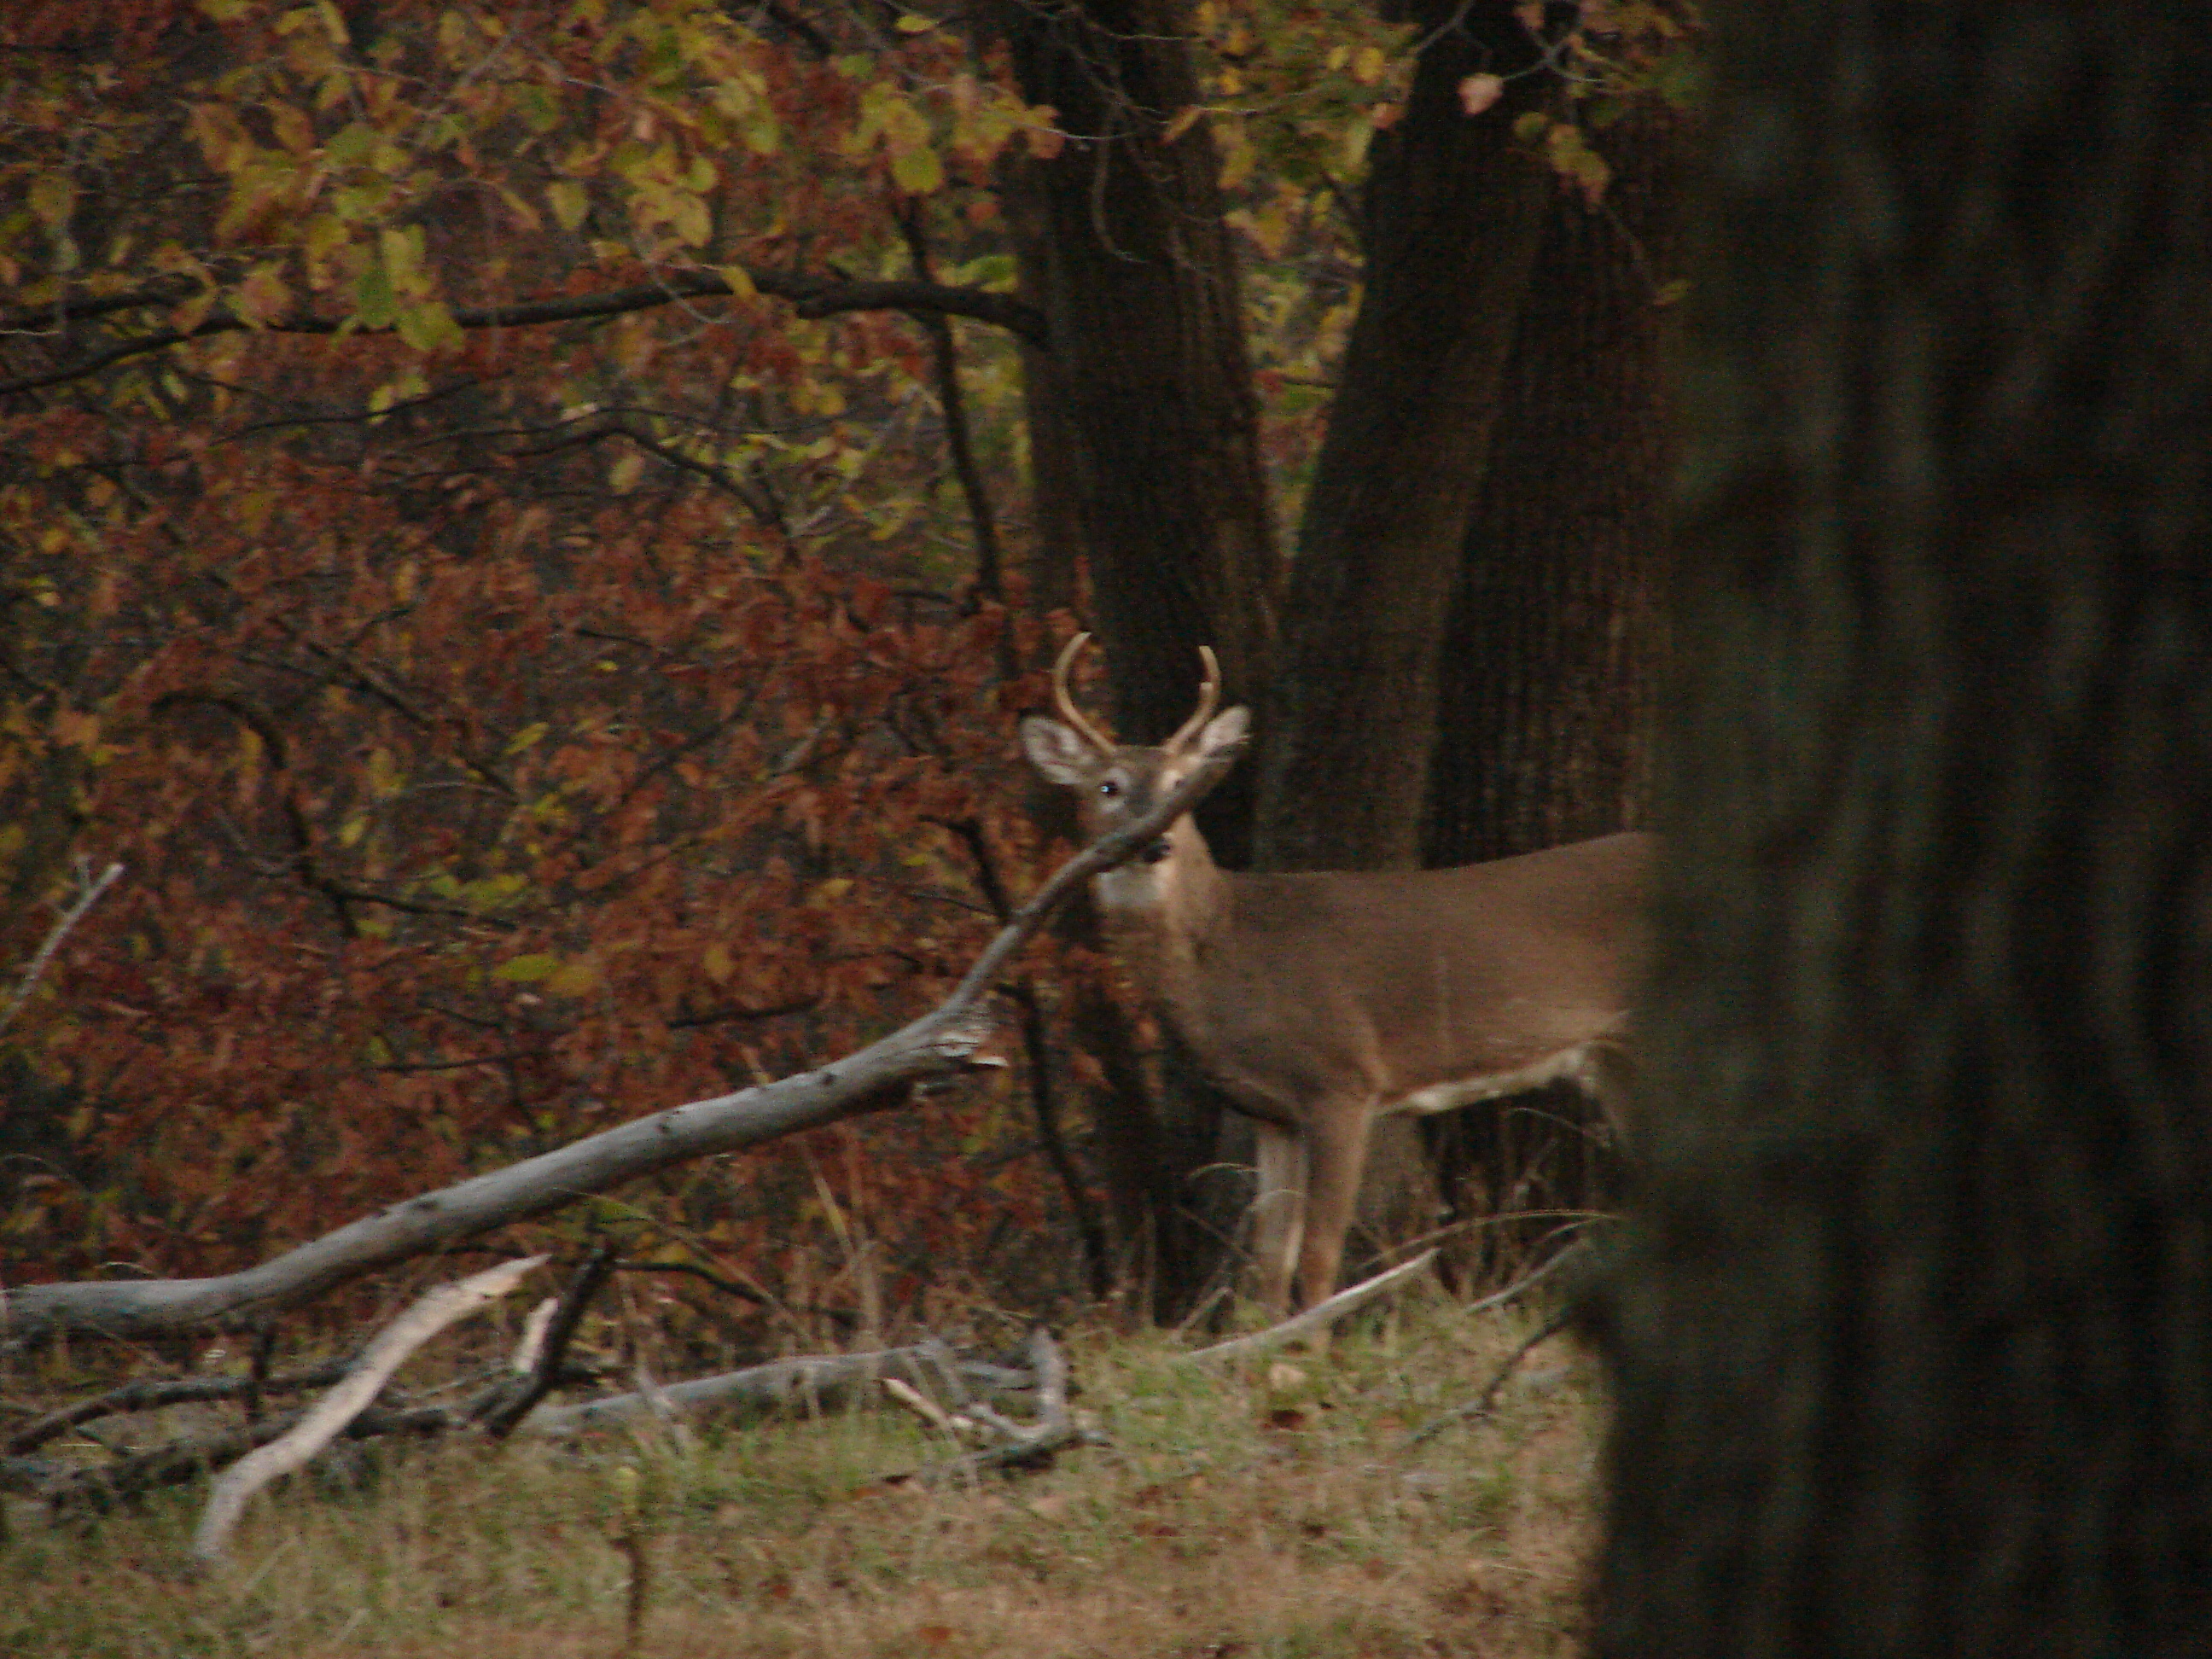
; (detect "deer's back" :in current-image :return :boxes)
[1185,832,1651,1115]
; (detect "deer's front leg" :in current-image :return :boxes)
[1293,1101,1375,1313]
[1251,1122,1307,1318]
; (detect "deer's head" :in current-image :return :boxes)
[1020,634,1249,860]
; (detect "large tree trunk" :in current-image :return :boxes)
[1423,104,1687,868]
[1598,8,2212,1655]
[1420,102,1691,1288]
[1252,0,1557,874]
[995,0,1278,766]
[994,0,1279,1318]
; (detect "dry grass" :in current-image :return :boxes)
[2,1291,1602,1658]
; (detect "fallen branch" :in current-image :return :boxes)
[1177,1250,1441,1366]
[3,736,1243,1348]
[4,1360,350,1457]
[4,1337,1043,1519]
[8,1400,455,1512]
[190,1256,543,1565]
[516,1343,1033,1437]
[900,1327,1101,1483]
[475,1242,619,1440]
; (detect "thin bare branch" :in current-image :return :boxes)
[0,270,1049,399]
[0,862,122,1039]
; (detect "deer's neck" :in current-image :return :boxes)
[1092,815,1228,987]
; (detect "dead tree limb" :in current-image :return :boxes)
[1,736,1243,1349]
[5,1361,350,1457]
[190,1257,543,1566]
[475,1242,620,1440]
[0,860,123,1039]
[901,1326,1101,1483]
[515,1343,1031,1437]
[1176,1250,1441,1366]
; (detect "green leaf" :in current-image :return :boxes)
[890,143,942,194]
[352,259,397,328]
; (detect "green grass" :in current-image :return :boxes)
[2,1292,1601,1658]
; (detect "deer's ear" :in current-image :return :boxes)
[1021,716,1096,785]
[1198,707,1250,755]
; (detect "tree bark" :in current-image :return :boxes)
[1598,7,2212,1655]
[994,0,1278,770]
[1424,102,1688,867]
[1420,100,1691,1287]
[994,0,1280,1318]
[1253,0,1557,874]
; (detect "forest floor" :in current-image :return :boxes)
[3,1289,1603,1658]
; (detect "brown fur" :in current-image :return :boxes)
[1024,684,1649,1315]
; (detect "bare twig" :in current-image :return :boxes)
[0,270,1050,399]
[882,1375,988,1441]
[1406,1301,1576,1446]
[515,1343,1029,1437]
[626,1363,698,1453]
[189,1256,543,1566]
[475,1242,618,1440]
[0,861,122,1039]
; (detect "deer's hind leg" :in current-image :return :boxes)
[1251,1122,1307,1318]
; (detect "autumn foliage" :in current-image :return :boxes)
[0,0,1110,1331]
[1,0,1696,1336]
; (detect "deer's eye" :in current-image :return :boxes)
[1098,778,1121,798]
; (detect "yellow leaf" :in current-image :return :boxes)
[236,264,293,325]
[670,189,712,247]
[547,957,600,997]
[894,11,935,30]
[1161,106,1204,145]
[715,265,758,300]
[396,299,463,354]
[702,943,734,984]
[546,179,590,232]
[270,103,316,154]
[492,953,558,983]
[1351,44,1385,84]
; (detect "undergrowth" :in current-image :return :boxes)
[2,1289,1600,1658]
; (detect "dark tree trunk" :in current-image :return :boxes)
[1253,0,1557,874]
[1423,104,1687,868]
[994,0,1278,773]
[994,0,1279,1318]
[1421,102,1691,1287]
[1599,8,2212,1655]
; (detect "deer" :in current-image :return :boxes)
[1022,634,1652,1317]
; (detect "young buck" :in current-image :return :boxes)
[1022,635,1652,1315]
